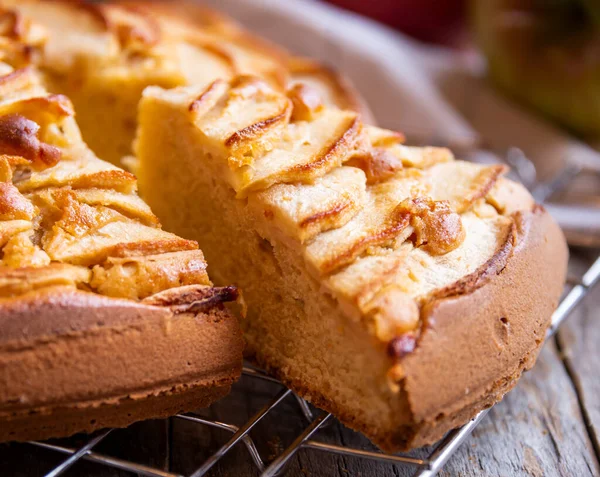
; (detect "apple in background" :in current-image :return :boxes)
[326,0,467,45]
[472,0,600,139]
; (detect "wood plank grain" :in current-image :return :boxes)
[438,340,599,477]
[0,420,169,477]
[556,250,600,465]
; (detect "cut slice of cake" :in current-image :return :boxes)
[0,66,243,443]
[134,77,568,451]
[0,0,372,165]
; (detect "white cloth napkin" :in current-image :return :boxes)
[205,0,600,184]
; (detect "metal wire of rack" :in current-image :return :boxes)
[19,253,599,477]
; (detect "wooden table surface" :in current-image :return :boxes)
[1,249,598,477]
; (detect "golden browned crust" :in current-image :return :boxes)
[2,380,233,443]
[0,287,242,442]
[0,272,243,444]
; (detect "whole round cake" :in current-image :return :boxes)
[0,0,568,451]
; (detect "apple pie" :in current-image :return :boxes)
[0,65,243,443]
[0,0,569,453]
[134,77,568,451]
